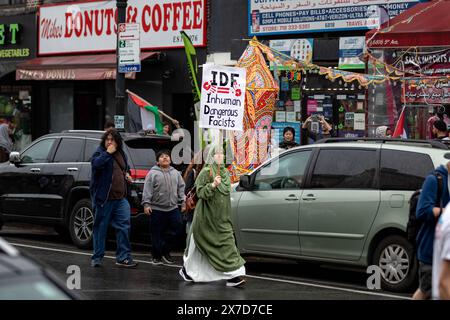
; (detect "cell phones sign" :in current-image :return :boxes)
[200,65,246,131]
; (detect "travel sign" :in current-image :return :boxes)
[38,0,206,55]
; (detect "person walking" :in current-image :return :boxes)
[0,118,14,163]
[142,150,185,265]
[90,128,137,268]
[182,149,207,234]
[179,145,246,287]
[413,164,450,299]
[433,199,450,299]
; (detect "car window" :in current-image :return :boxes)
[126,147,156,169]
[84,139,100,162]
[53,138,85,163]
[380,149,434,190]
[310,149,377,189]
[253,150,312,190]
[21,138,56,164]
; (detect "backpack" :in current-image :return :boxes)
[407,172,443,246]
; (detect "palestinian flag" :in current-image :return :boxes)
[392,106,407,139]
[127,91,163,134]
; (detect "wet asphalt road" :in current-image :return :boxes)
[0,223,411,300]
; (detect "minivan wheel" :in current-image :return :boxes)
[372,235,417,293]
[69,199,94,249]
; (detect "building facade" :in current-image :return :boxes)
[208,0,423,144]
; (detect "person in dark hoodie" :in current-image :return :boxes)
[90,128,137,268]
[413,163,450,299]
[142,150,185,265]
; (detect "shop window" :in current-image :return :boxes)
[311,149,377,189]
[380,150,434,190]
[0,86,32,151]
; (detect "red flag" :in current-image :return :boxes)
[392,107,407,138]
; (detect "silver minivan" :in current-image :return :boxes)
[231,139,450,292]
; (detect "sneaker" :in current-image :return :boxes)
[162,254,174,264]
[115,258,138,268]
[179,267,193,282]
[90,259,102,267]
[152,258,163,265]
[226,276,246,287]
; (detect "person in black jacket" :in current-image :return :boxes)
[279,126,299,150]
[90,128,137,268]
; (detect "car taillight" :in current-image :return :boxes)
[130,169,149,182]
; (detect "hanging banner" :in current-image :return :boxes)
[269,39,313,70]
[249,0,420,35]
[38,0,206,55]
[200,64,246,131]
[339,36,365,69]
[402,78,450,104]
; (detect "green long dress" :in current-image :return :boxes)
[189,161,246,273]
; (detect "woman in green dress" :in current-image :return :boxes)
[179,145,246,287]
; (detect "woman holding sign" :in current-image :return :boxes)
[179,145,246,287]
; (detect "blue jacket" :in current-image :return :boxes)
[416,164,449,264]
[90,146,130,207]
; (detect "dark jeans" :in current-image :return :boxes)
[91,198,132,263]
[150,208,183,259]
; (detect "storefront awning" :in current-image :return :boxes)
[366,0,450,49]
[15,52,158,81]
[0,61,18,80]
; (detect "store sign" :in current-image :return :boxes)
[0,22,32,59]
[339,36,365,69]
[249,0,420,35]
[38,0,206,55]
[0,23,21,45]
[402,78,450,104]
[395,49,450,76]
[269,39,313,70]
[16,68,135,81]
[200,65,246,131]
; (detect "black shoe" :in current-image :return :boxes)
[90,259,102,267]
[226,276,246,287]
[115,259,138,268]
[162,254,174,264]
[152,258,163,265]
[179,267,193,282]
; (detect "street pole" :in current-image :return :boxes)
[115,0,128,130]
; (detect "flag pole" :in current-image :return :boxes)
[126,89,181,128]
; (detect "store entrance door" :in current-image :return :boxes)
[74,93,102,130]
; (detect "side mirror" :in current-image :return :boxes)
[9,151,21,164]
[238,174,252,190]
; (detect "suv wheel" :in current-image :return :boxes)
[373,235,417,292]
[69,199,94,249]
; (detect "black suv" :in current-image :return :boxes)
[0,130,177,249]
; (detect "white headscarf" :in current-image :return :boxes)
[375,125,389,138]
[0,124,13,152]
